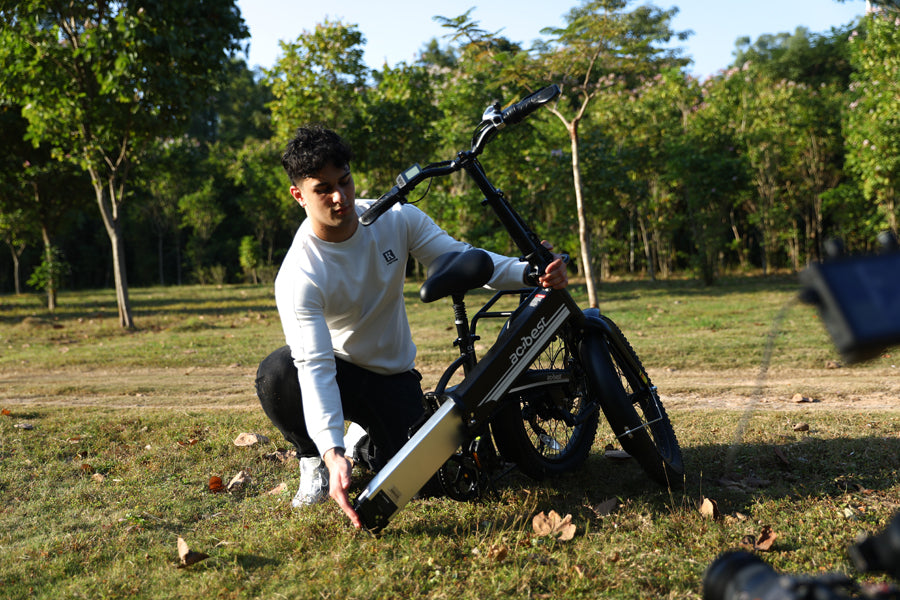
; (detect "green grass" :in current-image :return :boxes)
[1,276,888,373]
[1,278,898,599]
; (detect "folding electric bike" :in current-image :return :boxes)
[353,84,684,531]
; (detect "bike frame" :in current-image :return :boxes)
[354,134,596,530]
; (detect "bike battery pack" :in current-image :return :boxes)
[354,398,466,532]
[799,251,900,363]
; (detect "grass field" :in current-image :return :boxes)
[1,277,898,599]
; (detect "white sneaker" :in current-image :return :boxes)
[292,456,329,507]
[343,422,368,465]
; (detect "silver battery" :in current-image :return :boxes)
[355,396,466,530]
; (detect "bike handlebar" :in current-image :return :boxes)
[358,186,403,227]
[360,84,560,227]
[359,161,458,226]
[500,84,560,126]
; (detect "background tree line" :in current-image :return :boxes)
[1,0,898,325]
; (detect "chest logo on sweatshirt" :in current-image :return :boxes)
[382,249,399,265]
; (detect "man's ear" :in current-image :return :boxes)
[289,185,305,207]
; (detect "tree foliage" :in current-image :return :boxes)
[0,0,248,325]
[845,8,900,235]
[1,0,890,304]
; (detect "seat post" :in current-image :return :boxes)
[450,293,478,374]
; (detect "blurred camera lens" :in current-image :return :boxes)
[703,551,792,600]
[850,512,900,580]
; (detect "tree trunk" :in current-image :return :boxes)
[158,233,165,286]
[884,190,898,235]
[40,225,57,311]
[638,215,655,281]
[6,240,25,296]
[567,122,598,308]
[91,171,135,329]
[175,227,183,286]
[628,215,635,273]
[13,250,21,295]
[729,209,748,269]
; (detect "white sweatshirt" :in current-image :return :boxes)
[274,199,530,455]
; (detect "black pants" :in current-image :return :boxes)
[255,346,426,472]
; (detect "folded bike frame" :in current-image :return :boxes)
[353,85,619,531]
[355,286,585,531]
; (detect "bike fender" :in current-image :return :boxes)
[580,308,613,336]
[576,309,628,410]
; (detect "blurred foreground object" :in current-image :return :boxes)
[799,232,900,363]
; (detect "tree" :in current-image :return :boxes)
[353,62,441,196]
[0,207,33,295]
[239,235,263,284]
[437,2,688,302]
[179,177,225,281]
[429,13,552,254]
[532,0,689,306]
[728,23,851,265]
[225,138,289,269]
[0,0,248,327]
[0,104,37,295]
[845,7,900,236]
[0,101,89,306]
[671,76,749,283]
[733,25,855,88]
[266,19,369,144]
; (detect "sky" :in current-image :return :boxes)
[235,0,868,80]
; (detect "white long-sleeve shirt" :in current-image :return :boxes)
[274,199,529,455]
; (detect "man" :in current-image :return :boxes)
[256,125,568,528]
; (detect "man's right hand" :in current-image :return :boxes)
[322,447,362,528]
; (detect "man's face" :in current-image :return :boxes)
[291,163,357,243]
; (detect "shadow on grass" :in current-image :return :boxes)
[684,433,900,513]
[229,553,280,570]
[380,431,900,538]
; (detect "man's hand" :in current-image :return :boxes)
[538,241,569,290]
[322,447,362,528]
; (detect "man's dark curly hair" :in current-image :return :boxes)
[281,125,353,185]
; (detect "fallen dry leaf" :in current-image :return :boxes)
[176,537,209,568]
[585,498,618,518]
[793,422,810,432]
[700,497,721,520]
[208,476,225,493]
[14,423,34,430]
[487,544,508,562]
[741,526,778,551]
[263,449,297,463]
[533,510,576,541]
[233,432,270,447]
[227,470,251,492]
[266,482,287,495]
[1,408,10,416]
[755,526,778,550]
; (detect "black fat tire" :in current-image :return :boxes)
[491,327,600,480]
[584,315,684,487]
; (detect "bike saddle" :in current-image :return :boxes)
[420,249,495,303]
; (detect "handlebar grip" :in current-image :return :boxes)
[501,84,560,125]
[359,187,402,226]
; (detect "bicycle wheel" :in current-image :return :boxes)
[582,315,684,487]
[491,325,600,480]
